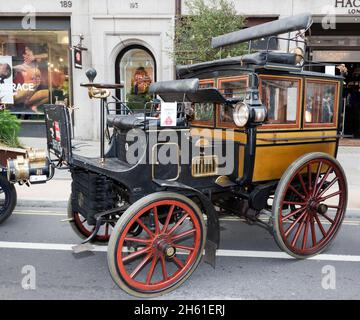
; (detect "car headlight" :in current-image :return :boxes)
[253,106,267,123]
[233,102,250,127]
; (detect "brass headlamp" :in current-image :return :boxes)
[7,148,50,183]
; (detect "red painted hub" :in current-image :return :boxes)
[115,199,202,293]
[279,158,346,255]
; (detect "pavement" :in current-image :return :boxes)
[15,137,360,213]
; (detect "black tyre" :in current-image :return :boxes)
[0,174,17,224]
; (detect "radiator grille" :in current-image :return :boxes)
[191,155,218,177]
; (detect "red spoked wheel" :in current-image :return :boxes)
[67,195,113,243]
[107,192,206,297]
[272,152,347,258]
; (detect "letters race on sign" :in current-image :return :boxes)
[160,102,177,127]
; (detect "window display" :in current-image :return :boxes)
[0,30,70,116]
[118,47,155,110]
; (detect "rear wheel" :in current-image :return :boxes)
[272,153,347,258]
[107,192,206,297]
[67,195,113,243]
[0,175,16,225]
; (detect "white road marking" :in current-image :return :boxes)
[12,210,360,225]
[1,241,360,262]
[14,211,66,216]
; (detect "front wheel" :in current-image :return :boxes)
[107,192,206,298]
[272,152,347,258]
[0,174,17,224]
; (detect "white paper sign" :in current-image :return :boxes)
[325,65,336,76]
[0,56,14,104]
[160,102,177,127]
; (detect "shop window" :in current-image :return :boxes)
[192,80,215,126]
[217,77,248,127]
[304,80,338,127]
[0,30,70,117]
[260,76,301,128]
[117,46,155,110]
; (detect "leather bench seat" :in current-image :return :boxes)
[107,114,186,130]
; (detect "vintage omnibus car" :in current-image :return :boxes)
[5,13,347,297]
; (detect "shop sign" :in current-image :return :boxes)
[74,47,82,69]
[335,0,360,14]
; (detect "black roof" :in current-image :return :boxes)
[176,51,343,80]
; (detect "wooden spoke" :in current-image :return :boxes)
[313,214,327,238]
[171,228,196,242]
[146,255,158,285]
[167,213,189,235]
[153,207,160,234]
[314,166,333,197]
[297,173,308,196]
[136,218,154,238]
[301,214,310,250]
[281,206,306,222]
[173,244,195,252]
[162,205,175,233]
[288,185,306,200]
[318,190,342,203]
[124,237,151,244]
[122,246,151,264]
[310,215,317,247]
[320,213,335,224]
[130,252,152,279]
[291,213,307,247]
[172,256,185,269]
[307,163,313,193]
[312,161,323,196]
[283,201,306,206]
[284,210,307,238]
[160,255,168,281]
[316,177,339,199]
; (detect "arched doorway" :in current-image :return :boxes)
[115,45,156,110]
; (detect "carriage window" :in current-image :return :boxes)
[260,77,300,127]
[305,81,338,126]
[218,77,248,126]
[192,80,215,125]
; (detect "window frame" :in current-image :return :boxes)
[216,76,249,129]
[190,79,216,127]
[258,75,302,130]
[303,78,340,129]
